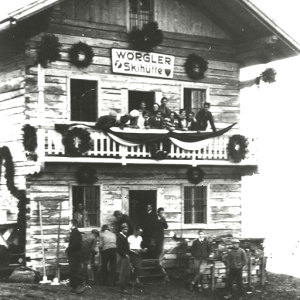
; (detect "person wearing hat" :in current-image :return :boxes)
[224,239,247,300]
[117,223,131,294]
[99,225,117,286]
[81,229,99,285]
[113,210,135,236]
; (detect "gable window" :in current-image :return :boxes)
[184,186,207,224]
[72,186,100,228]
[129,0,154,30]
[183,88,206,115]
[70,79,98,122]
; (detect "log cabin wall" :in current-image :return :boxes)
[24,0,240,131]
[26,163,242,271]
[0,34,27,220]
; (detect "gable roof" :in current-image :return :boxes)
[0,0,299,66]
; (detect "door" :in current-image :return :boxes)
[129,190,157,227]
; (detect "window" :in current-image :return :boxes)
[72,186,100,228]
[128,90,155,112]
[183,88,206,115]
[70,79,97,122]
[184,186,207,224]
[129,0,154,30]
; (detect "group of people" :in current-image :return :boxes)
[65,206,168,295]
[189,229,247,300]
[95,97,216,133]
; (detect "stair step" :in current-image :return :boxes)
[139,274,165,279]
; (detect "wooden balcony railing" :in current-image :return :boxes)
[36,128,258,166]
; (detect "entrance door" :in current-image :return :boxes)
[129,190,157,227]
[128,91,155,112]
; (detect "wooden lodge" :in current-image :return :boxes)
[0,0,299,279]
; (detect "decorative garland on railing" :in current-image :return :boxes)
[129,22,163,52]
[62,127,92,156]
[0,146,27,252]
[37,34,61,68]
[227,135,248,163]
[187,166,205,185]
[184,53,208,81]
[69,42,94,68]
[76,165,97,185]
[22,124,37,152]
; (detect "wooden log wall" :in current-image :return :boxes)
[26,163,242,272]
[22,0,240,131]
[0,35,27,221]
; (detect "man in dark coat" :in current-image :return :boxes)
[190,229,211,292]
[152,207,168,263]
[65,219,90,294]
[113,210,135,236]
[158,97,171,118]
[116,223,131,294]
[148,110,165,129]
[141,204,157,253]
[195,102,216,132]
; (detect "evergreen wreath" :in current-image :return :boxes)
[184,53,208,81]
[0,146,27,253]
[227,134,248,163]
[37,34,61,68]
[187,166,205,185]
[62,127,92,156]
[69,42,94,68]
[22,124,37,152]
[76,165,97,185]
[129,22,163,52]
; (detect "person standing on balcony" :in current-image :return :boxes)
[150,103,160,117]
[186,112,199,131]
[113,210,135,236]
[149,110,165,129]
[164,111,179,131]
[139,101,149,116]
[224,239,247,300]
[195,102,216,132]
[99,225,117,286]
[178,109,188,130]
[190,229,211,292]
[159,97,171,118]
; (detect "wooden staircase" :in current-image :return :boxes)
[139,259,169,281]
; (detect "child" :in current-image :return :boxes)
[224,239,247,300]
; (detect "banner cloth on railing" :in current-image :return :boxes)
[55,123,236,151]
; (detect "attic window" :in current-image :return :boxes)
[129,0,154,30]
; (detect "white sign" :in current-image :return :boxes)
[111,48,174,79]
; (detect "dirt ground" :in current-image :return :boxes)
[0,272,300,300]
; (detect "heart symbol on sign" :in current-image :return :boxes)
[165,69,171,76]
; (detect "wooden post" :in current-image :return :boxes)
[211,261,215,291]
[55,201,62,279]
[260,257,267,286]
[38,201,46,277]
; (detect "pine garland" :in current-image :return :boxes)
[37,34,61,68]
[0,146,27,252]
[22,124,37,152]
[129,22,163,52]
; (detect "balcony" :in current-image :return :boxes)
[36,128,258,166]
